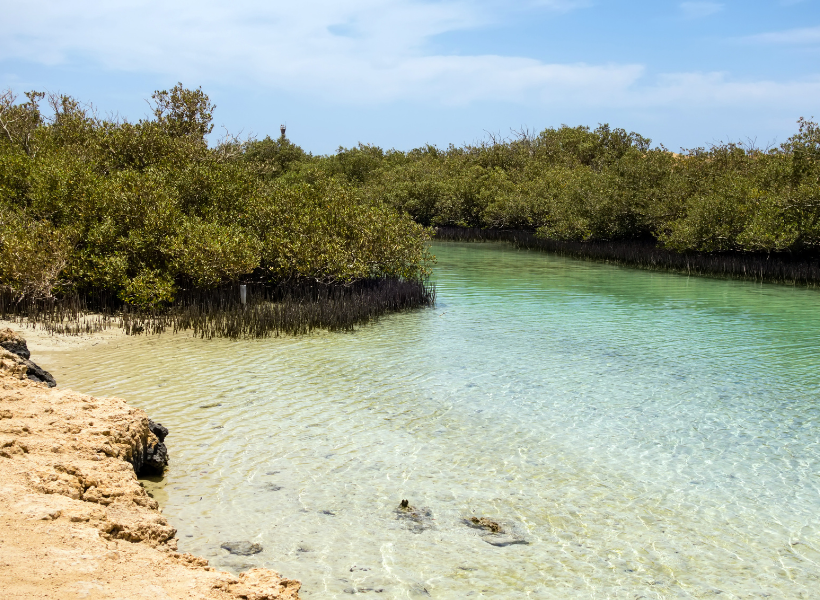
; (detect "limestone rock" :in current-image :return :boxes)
[221,541,264,555]
[0,328,56,387]
[0,359,300,598]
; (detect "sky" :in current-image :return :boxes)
[2,0,819,154]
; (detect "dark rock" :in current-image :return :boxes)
[143,436,169,474]
[148,420,168,442]
[133,421,169,476]
[220,541,263,555]
[0,328,30,359]
[0,329,56,387]
[22,358,56,387]
[264,484,283,492]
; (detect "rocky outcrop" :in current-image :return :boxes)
[0,327,30,359]
[0,330,300,599]
[126,418,170,476]
[0,328,56,387]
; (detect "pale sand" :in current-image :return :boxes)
[0,329,300,600]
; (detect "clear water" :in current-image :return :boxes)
[37,242,820,599]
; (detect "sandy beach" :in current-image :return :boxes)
[0,326,301,599]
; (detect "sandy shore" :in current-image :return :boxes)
[0,319,128,353]
[0,327,300,599]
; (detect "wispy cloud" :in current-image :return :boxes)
[679,2,724,19]
[742,25,820,45]
[0,0,816,114]
[0,0,635,106]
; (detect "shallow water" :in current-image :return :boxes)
[38,242,820,599]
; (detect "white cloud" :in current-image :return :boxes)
[679,2,724,18]
[633,72,820,110]
[0,0,636,105]
[742,25,820,45]
[0,0,816,115]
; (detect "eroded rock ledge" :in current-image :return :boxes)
[0,328,300,600]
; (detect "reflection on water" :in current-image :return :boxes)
[38,242,820,599]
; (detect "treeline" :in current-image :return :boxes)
[261,118,820,284]
[0,85,434,334]
[297,121,820,257]
[3,83,819,333]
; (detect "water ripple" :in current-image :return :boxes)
[38,242,820,599]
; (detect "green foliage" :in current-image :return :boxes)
[329,120,819,256]
[249,177,432,283]
[3,81,816,311]
[0,210,75,299]
[167,218,262,287]
[120,269,177,309]
[242,136,308,179]
[151,83,215,140]
[0,86,433,309]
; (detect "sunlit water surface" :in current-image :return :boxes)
[38,242,820,599]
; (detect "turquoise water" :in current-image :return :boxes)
[40,242,820,598]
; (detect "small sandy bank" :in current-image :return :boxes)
[0,329,300,600]
[0,318,127,354]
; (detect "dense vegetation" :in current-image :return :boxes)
[298,121,819,257]
[2,84,819,335]
[0,86,434,335]
[291,119,820,284]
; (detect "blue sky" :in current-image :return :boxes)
[2,1,819,154]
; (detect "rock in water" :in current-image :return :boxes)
[396,500,435,533]
[221,541,263,556]
[0,328,30,359]
[149,420,168,442]
[467,517,502,533]
[21,357,56,387]
[482,534,529,547]
[140,420,169,475]
[464,516,529,547]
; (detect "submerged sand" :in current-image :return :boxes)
[0,327,300,600]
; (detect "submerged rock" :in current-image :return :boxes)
[464,516,529,547]
[221,541,263,555]
[466,517,502,533]
[481,534,529,547]
[396,499,435,533]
